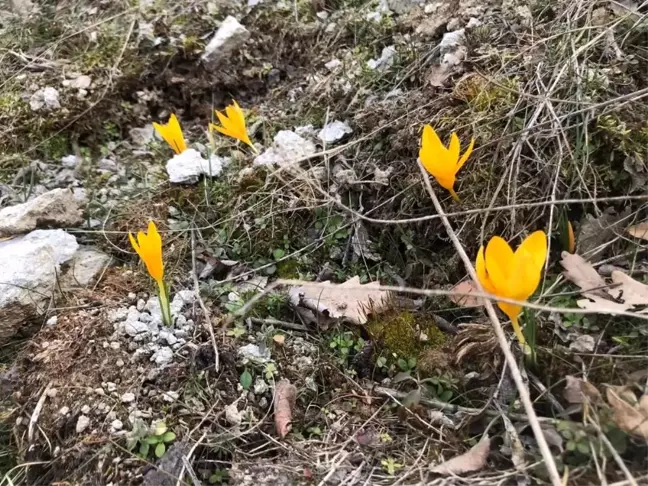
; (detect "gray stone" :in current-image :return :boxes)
[76,415,90,433]
[151,346,174,366]
[569,334,596,353]
[318,120,353,144]
[238,343,271,364]
[166,149,227,184]
[201,16,250,70]
[60,247,111,290]
[121,392,135,403]
[129,125,155,147]
[253,131,316,169]
[367,45,396,71]
[30,87,60,112]
[0,189,81,237]
[61,155,81,169]
[123,320,149,337]
[111,419,123,431]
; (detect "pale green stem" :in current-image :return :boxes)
[156,279,172,326]
[511,315,532,356]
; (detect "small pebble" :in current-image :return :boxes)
[81,405,91,414]
[46,387,58,398]
[162,391,179,402]
[106,382,117,392]
[121,392,135,403]
[116,359,125,367]
[111,419,123,431]
[76,415,90,433]
[136,299,146,311]
[59,406,70,415]
[95,388,105,396]
[46,316,58,326]
[109,341,120,350]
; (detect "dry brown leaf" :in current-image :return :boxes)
[563,375,603,404]
[560,252,608,297]
[431,437,490,475]
[606,388,648,439]
[627,221,648,241]
[608,271,648,306]
[576,296,632,314]
[273,334,285,346]
[274,379,297,439]
[449,280,485,308]
[288,276,391,325]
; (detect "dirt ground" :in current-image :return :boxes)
[1,0,648,484]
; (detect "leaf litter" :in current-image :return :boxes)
[430,437,491,475]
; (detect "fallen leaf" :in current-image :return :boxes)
[608,271,648,306]
[274,379,297,439]
[273,334,285,346]
[449,280,485,308]
[431,437,490,475]
[541,424,564,451]
[576,296,632,314]
[577,209,630,256]
[563,376,602,404]
[501,415,525,471]
[569,334,596,353]
[288,276,391,326]
[606,388,648,439]
[627,221,648,241]
[560,252,608,298]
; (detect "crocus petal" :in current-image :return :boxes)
[507,254,542,302]
[420,125,453,180]
[167,114,187,153]
[485,236,514,292]
[457,138,475,171]
[448,132,460,167]
[129,232,141,255]
[226,103,245,131]
[216,111,234,131]
[211,123,239,140]
[498,302,522,327]
[475,246,497,294]
[515,230,547,271]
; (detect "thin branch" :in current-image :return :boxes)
[190,229,219,372]
[415,162,562,486]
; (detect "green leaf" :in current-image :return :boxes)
[393,371,413,383]
[162,431,176,443]
[401,388,421,408]
[139,442,150,457]
[566,440,576,451]
[145,436,160,444]
[408,357,417,369]
[576,442,590,455]
[272,248,286,260]
[155,442,166,458]
[439,390,453,402]
[240,370,252,390]
[397,358,408,371]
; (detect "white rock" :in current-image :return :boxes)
[81,405,91,414]
[61,155,81,169]
[151,346,174,366]
[106,382,117,392]
[166,149,227,184]
[238,343,271,363]
[76,415,90,433]
[569,334,596,353]
[110,419,123,431]
[10,0,36,16]
[466,17,482,29]
[253,378,269,395]
[159,330,178,346]
[325,58,342,71]
[0,230,78,323]
[201,16,250,70]
[59,406,70,415]
[318,120,353,144]
[367,45,396,71]
[0,188,81,237]
[225,402,242,426]
[60,247,111,290]
[46,316,58,326]
[171,290,196,316]
[46,388,58,398]
[446,18,461,31]
[30,87,60,112]
[365,11,382,22]
[121,392,135,403]
[72,75,92,90]
[162,391,179,402]
[123,320,149,336]
[129,125,155,147]
[144,297,163,322]
[108,308,128,323]
[440,29,466,54]
[253,130,316,169]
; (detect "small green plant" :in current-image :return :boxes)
[264,362,278,380]
[397,356,417,373]
[329,332,365,365]
[381,457,403,475]
[227,324,247,339]
[208,469,230,484]
[126,420,176,459]
[240,369,253,390]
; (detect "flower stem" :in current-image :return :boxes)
[449,188,460,202]
[157,280,172,326]
[511,316,532,355]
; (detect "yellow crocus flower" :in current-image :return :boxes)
[419,124,474,201]
[475,230,547,347]
[129,221,172,326]
[152,113,187,154]
[209,100,257,152]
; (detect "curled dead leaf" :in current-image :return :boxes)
[448,280,485,308]
[274,379,297,439]
[560,252,608,298]
[563,375,602,404]
[431,437,490,475]
[288,276,391,326]
[606,388,648,439]
[608,271,648,306]
[626,221,648,241]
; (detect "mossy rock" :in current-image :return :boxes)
[366,310,446,367]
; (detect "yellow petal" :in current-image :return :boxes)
[457,138,475,171]
[515,230,547,271]
[128,232,140,254]
[485,236,514,293]
[498,302,522,327]
[448,132,460,167]
[167,114,187,153]
[475,246,497,294]
[420,125,452,180]
[211,123,238,140]
[215,110,233,131]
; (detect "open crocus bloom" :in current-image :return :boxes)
[152,113,187,155]
[475,230,547,347]
[209,100,257,152]
[419,124,474,201]
[129,221,172,326]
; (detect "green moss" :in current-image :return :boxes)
[276,259,301,279]
[40,134,70,161]
[366,311,446,361]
